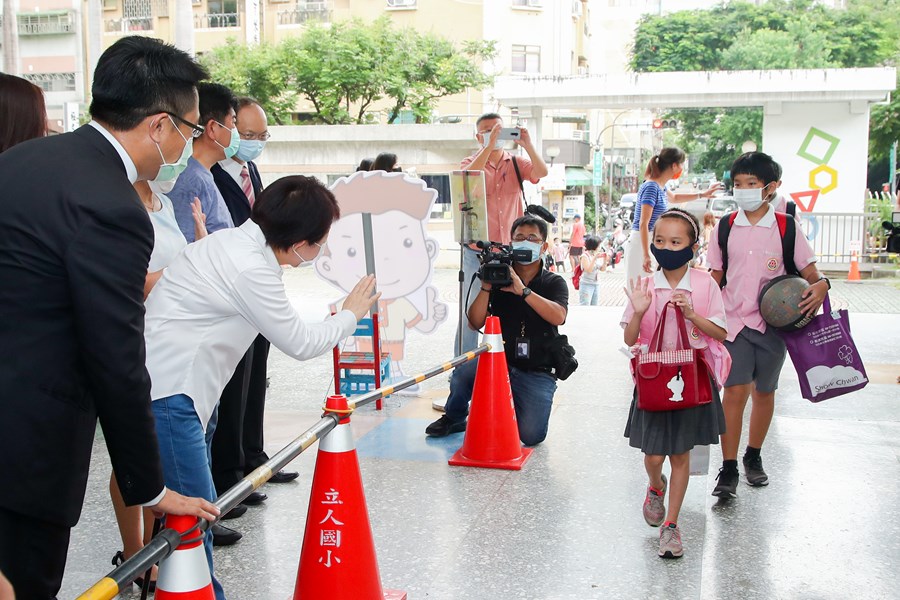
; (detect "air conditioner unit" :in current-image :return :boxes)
[527,0,544,7]
[387,0,416,7]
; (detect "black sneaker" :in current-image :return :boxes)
[712,466,739,498]
[425,415,466,437]
[743,454,769,487]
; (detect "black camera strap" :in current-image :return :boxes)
[511,156,527,212]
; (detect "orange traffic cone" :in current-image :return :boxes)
[448,316,533,470]
[293,395,406,600]
[155,515,214,599]
[847,250,861,282]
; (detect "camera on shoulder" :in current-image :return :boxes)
[476,241,531,288]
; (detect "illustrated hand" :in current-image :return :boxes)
[192,197,208,240]
[642,253,653,274]
[416,286,448,333]
[798,279,828,317]
[625,276,652,315]
[340,274,382,321]
[150,489,220,522]
[671,291,696,321]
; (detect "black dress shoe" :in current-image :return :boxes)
[269,469,299,483]
[220,503,248,520]
[211,523,242,547]
[243,491,267,506]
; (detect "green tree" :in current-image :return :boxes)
[201,40,297,125]
[631,0,897,179]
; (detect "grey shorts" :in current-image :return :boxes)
[723,326,787,393]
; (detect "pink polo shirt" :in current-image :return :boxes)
[461,150,537,244]
[707,205,816,341]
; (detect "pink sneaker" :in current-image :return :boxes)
[642,474,667,527]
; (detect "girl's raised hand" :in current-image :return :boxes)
[625,276,652,315]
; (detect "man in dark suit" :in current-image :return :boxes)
[0,36,219,599]
[210,98,298,511]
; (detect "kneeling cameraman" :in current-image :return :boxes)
[426,214,568,446]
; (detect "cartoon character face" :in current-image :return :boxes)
[316,210,438,300]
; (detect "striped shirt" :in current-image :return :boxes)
[631,180,668,231]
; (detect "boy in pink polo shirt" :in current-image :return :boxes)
[706,152,829,499]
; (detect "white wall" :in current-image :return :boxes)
[762,101,870,213]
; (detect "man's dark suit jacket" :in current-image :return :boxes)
[211,160,263,227]
[0,125,165,527]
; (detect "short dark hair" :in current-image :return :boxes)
[371,152,398,172]
[90,36,208,130]
[356,158,374,172]
[0,74,46,153]
[585,235,601,251]
[198,82,237,126]
[731,152,779,186]
[476,112,502,128]
[252,176,340,251]
[510,214,548,241]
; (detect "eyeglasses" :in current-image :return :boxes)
[165,112,205,139]
[512,234,544,243]
[239,131,271,141]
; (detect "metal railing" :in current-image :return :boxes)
[104,17,153,33]
[276,5,332,25]
[76,345,488,600]
[798,211,884,264]
[17,15,76,35]
[194,12,239,28]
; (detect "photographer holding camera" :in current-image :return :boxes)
[427,214,569,446]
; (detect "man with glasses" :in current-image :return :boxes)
[427,214,567,446]
[454,112,548,356]
[0,36,219,599]
[167,82,237,242]
[210,98,299,523]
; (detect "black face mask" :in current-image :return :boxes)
[650,245,694,271]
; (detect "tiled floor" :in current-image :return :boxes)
[60,268,900,599]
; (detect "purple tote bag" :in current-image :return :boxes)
[779,294,869,402]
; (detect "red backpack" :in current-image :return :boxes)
[572,264,583,290]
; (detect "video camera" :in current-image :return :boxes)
[476,241,532,288]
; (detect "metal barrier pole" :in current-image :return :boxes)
[76,345,489,600]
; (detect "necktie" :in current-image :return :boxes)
[240,165,256,207]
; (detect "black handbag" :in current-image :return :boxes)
[544,334,578,380]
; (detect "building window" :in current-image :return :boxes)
[512,0,543,8]
[511,45,540,73]
[24,72,76,93]
[102,0,117,10]
[386,0,417,7]
[204,0,238,27]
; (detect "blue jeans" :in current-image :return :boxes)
[454,247,482,355]
[579,282,600,306]
[152,395,226,600]
[444,359,558,446]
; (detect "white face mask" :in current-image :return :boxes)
[733,186,769,212]
[291,242,323,268]
[149,179,176,195]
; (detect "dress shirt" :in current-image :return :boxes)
[707,204,816,341]
[217,157,245,187]
[88,120,138,184]
[144,219,358,429]
[460,150,537,244]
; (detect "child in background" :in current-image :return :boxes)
[579,235,605,306]
[707,152,827,498]
[551,237,569,272]
[622,208,730,559]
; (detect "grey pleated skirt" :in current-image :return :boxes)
[624,377,726,456]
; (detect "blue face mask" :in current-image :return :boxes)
[235,139,266,162]
[215,120,241,160]
[512,240,543,264]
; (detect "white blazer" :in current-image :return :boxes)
[144,219,357,429]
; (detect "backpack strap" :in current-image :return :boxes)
[775,211,799,276]
[716,211,738,289]
[785,200,797,219]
